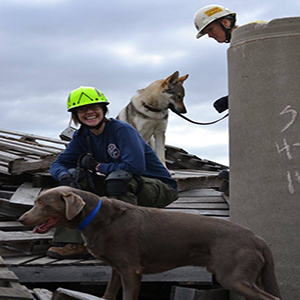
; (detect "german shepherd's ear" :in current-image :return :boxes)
[162,71,179,87]
[179,74,189,83]
[62,192,86,220]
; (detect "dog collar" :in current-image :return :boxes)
[78,199,102,231]
[142,101,163,113]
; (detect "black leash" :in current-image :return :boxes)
[173,111,228,125]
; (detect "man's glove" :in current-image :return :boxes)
[213,95,228,113]
[59,174,81,189]
[80,154,99,171]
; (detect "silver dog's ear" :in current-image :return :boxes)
[179,74,189,83]
[61,192,86,220]
[163,71,179,87]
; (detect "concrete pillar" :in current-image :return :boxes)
[228,17,300,299]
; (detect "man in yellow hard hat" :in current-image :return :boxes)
[193,5,238,193]
[194,5,265,112]
[194,4,237,43]
[194,5,238,113]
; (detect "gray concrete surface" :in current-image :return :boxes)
[228,17,300,299]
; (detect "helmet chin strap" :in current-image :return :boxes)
[220,23,232,43]
[219,16,236,43]
[82,119,105,130]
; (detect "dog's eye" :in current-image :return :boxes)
[36,199,44,205]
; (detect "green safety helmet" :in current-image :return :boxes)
[67,86,109,111]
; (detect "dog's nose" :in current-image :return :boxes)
[18,216,26,224]
[178,106,187,114]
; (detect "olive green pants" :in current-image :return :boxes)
[53,176,178,244]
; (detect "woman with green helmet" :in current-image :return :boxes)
[47,86,178,259]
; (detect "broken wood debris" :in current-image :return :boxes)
[0,256,33,299]
[165,144,228,171]
[52,288,105,300]
[0,128,228,178]
[0,129,67,176]
[0,128,230,299]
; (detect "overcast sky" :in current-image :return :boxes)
[0,0,299,166]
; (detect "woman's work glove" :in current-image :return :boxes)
[59,174,81,189]
[80,154,100,172]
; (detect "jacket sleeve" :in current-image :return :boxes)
[97,126,146,176]
[49,134,89,181]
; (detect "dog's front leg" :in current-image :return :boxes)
[103,268,122,300]
[120,270,142,300]
[154,131,166,166]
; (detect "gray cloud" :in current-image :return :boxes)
[1,0,298,165]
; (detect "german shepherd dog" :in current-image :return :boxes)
[117,71,189,165]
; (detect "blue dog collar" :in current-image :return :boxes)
[78,199,102,231]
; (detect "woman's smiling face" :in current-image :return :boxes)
[76,104,104,127]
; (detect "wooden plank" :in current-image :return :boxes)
[0,257,6,266]
[174,172,218,180]
[0,198,32,218]
[0,241,48,256]
[0,247,31,258]
[9,156,57,175]
[78,259,106,265]
[10,182,42,206]
[50,258,92,265]
[0,137,62,155]
[212,216,230,221]
[0,214,17,222]
[0,151,21,162]
[0,230,53,243]
[25,256,62,266]
[167,203,228,210]
[0,281,33,299]
[176,196,225,203]
[173,169,215,175]
[9,265,111,283]
[222,194,230,205]
[0,129,68,146]
[0,182,19,191]
[165,208,229,217]
[144,266,212,282]
[178,189,223,197]
[9,265,211,284]
[0,140,55,157]
[171,286,229,300]
[0,191,14,200]
[0,270,19,281]
[3,255,45,266]
[53,288,104,300]
[0,167,9,175]
[32,172,57,188]
[0,221,30,231]
[32,289,53,300]
[0,257,33,300]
